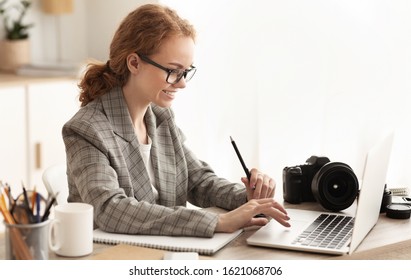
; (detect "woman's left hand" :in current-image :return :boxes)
[241,168,276,200]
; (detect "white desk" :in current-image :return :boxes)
[2,202,410,260]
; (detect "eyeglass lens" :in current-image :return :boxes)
[167,68,196,84]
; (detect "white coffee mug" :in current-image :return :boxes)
[49,202,93,257]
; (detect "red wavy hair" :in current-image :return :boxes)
[78,4,196,107]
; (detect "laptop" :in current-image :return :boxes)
[247,133,394,255]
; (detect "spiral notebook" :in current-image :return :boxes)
[93,228,242,255]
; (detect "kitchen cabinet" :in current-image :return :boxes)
[0,86,27,190]
[0,75,80,197]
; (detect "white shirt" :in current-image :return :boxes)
[138,136,159,202]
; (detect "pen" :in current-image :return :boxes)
[22,184,35,223]
[36,192,41,223]
[230,137,266,218]
[230,136,251,180]
[41,195,56,222]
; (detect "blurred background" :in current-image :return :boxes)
[1,0,410,198]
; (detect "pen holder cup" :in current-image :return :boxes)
[4,220,50,260]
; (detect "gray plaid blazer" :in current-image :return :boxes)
[62,87,247,237]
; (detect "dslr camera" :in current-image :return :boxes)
[283,156,359,211]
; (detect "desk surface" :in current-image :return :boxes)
[1,202,411,260]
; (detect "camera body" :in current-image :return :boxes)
[283,156,330,203]
[283,155,359,211]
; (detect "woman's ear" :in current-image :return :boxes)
[127,53,139,73]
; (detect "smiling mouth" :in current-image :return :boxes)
[163,90,176,97]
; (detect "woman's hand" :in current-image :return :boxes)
[215,198,291,233]
[241,168,275,201]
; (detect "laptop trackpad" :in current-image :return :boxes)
[247,210,320,246]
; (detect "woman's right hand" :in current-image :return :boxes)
[215,198,291,233]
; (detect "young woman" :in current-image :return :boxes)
[63,4,290,237]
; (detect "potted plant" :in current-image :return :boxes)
[0,0,33,72]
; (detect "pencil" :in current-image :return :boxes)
[230,136,251,180]
[31,186,37,213]
[4,183,16,213]
[0,191,33,260]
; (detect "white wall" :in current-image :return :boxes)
[161,0,411,195]
[2,0,410,195]
[161,0,262,184]
[84,0,155,61]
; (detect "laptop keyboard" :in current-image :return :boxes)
[292,214,354,249]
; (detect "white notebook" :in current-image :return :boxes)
[93,228,242,255]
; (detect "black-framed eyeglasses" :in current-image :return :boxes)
[137,53,196,85]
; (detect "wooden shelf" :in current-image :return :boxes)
[0,73,78,88]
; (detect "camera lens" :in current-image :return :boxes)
[311,162,359,211]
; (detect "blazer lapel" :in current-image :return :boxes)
[145,106,177,207]
[101,87,155,203]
